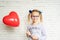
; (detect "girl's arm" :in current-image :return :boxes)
[26,25,32,37]
[26,30,38,40]
[26,30,31,37]
[41,25,46,40]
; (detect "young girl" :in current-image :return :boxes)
[26,9,46,40]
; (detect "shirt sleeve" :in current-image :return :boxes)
[27,25,30,31]
[40,24,46,40]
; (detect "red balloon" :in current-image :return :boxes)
[3,11,20,27]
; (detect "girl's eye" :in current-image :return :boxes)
[32,16,39,17]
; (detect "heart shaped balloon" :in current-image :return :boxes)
[3,11,20,27]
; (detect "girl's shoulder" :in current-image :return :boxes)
[27,24,32,29]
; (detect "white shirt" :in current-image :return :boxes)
[27,23,46,40]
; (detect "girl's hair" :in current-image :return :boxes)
[28,9,43,23]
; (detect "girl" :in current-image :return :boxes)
[26,9,46,40]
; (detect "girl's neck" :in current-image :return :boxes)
[32,21,40,25]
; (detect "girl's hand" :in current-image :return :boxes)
[32,35,38,40]
[26,31,31,37]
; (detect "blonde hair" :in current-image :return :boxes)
[28,9,43,24]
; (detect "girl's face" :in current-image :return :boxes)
[31,12,40,23]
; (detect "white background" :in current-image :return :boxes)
[0,0,60,40]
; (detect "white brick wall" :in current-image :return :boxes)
[0,0,60,40]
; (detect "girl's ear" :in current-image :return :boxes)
[28,13,31,24]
